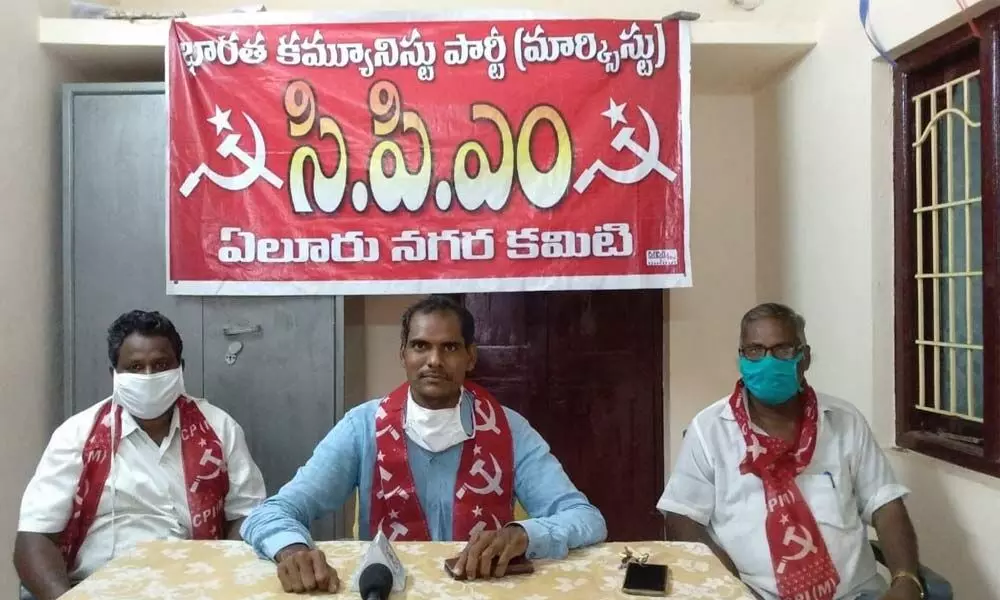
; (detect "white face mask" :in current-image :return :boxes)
[112,368,185,420]
[404,393,472,453]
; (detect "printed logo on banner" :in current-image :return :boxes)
[645,249,678,267]
[166,19,691,294]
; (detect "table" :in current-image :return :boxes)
[61,539,755,599]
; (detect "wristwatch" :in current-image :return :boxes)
[891,570,925,599]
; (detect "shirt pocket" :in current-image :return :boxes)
[796,470,858,531]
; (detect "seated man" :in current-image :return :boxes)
[658,303,924,600]
[241,295,607,594]
[15,310,267,600]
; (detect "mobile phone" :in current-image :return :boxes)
[622,562,669,596]
[443,555,535,580]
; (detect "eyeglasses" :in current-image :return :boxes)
[739,343,803,361]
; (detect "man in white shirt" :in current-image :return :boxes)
[658,303,924,600]
[14,310,267,600]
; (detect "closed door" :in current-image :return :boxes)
[463,291,665,541]
[64,84,346,539]
[202,296,341,539]
[65,85,205,413]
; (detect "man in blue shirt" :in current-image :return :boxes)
[241,295,607,594]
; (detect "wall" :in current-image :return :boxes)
[0,0,72,594]
[120,0,821,22]
[667,94,757,461]
[756,0,1000,596]
[362,295,420,401]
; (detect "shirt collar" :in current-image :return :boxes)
[719,387,832,421]
[117,401,182,439]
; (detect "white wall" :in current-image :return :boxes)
[120,0,822,21]
[0,0,71,593]
[757,0,1000,596]
[668,95,757,461]
[363,295,420,401]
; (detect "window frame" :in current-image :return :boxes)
[894,9,1000,476]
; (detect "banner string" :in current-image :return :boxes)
[859,0,897,67]
[955,0,982,37]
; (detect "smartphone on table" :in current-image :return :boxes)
[443,555,535,580]
[622,562,670,596]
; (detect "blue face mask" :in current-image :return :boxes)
[739,354,803,405]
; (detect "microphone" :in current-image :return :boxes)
[349,530,405,595]
[358,563,393,600]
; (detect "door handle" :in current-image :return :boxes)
[225,341,244,366]
[222,323,262,336]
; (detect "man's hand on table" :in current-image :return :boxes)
[452,525,529,580]
[274,543,340,594]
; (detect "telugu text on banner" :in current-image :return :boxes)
[166,17,691,295]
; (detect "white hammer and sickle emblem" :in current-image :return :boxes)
[376,424,401,441]
[455,455,504,499]
[775,525,818,574]
[376,485,410,501]
[573,105,677,194]
[72,480,91,518]
[377,518,410,541]
[794,436,812,460]
[468,514,505,538]
[474,399,500,434]
[388,521,409,541]
[179,111,283,197]
[747,435,768,461]
[188,444,225,493]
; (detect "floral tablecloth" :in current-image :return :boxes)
[62,538,754,599]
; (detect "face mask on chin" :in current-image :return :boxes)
[403,392,471,453]
[112,367,186,420]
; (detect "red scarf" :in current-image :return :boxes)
[59,397,229,568]
[729,381,840,600]
[370,381,514,541]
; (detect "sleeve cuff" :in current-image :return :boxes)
[511,519,551,560]
[16,519,65,534]
[655,497,711,526]
[260,531,312,562]
[862,483,910,524]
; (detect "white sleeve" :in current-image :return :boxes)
[656,421,716,526]
[221,418,267,521]
[18,421,85,533]
[851,413,909,524]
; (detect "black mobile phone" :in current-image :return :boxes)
[622,563,669,597]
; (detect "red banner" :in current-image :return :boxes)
[167,17,691,295]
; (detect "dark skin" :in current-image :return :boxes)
[14,333,244,600]
[666,317,922,600]
[274,310,527,594]
[13,533,70,600]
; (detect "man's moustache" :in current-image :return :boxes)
[419,372,450,380]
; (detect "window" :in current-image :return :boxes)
[894,9,1000,475]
